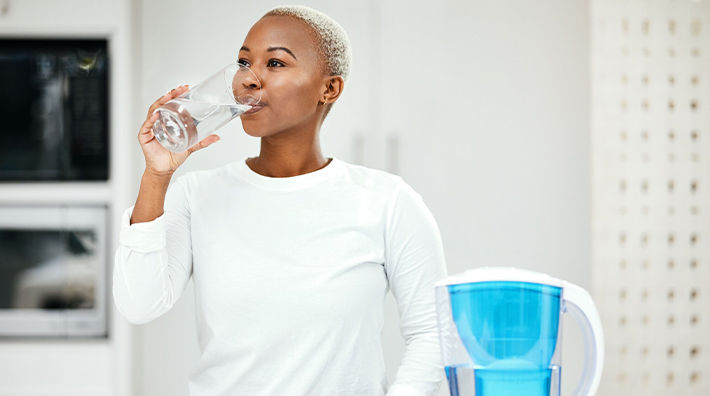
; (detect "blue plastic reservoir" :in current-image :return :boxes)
[447,281,563,396]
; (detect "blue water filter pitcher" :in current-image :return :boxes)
[435,267,604,396]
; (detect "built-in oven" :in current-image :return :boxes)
[0,204,108,338]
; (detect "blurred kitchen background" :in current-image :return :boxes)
[0,0,707,395]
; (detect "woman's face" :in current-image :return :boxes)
[237,15,334,137]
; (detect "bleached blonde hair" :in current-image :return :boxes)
[262,5,352,83]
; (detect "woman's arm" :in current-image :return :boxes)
[112,173,194,325]
[112,83,218,325]
[384,180,448,396]
[130,171,173,224]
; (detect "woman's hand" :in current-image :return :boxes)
[138,84,221,176]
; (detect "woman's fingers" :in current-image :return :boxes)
[146,84,189,117]
[139,112,160,138]
[187,134,221,154]
[140,84,190,141]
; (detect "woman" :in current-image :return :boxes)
[113,5,447,396]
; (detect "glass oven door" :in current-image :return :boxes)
[0,204,107,338]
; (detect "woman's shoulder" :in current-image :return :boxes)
[338,159,406,193]
[340,161,429,208]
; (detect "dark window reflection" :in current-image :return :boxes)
[0,229,97,309]
[0,39,109,181]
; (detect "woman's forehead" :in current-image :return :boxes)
[241,16,320,60]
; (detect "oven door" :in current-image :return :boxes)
[0,204,107,338]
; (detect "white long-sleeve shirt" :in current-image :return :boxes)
[113,155,448,396]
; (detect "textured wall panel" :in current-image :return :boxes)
[592,0,710,394]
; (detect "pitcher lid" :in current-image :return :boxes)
[434,266,564,288]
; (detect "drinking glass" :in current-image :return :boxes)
[152,63,261,152]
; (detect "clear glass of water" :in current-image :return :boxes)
[152,63,261,152]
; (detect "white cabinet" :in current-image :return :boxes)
[376,1,591,394]
[317,1,378,166]
[0,1,136,396]
[377,0,591,282]
[0,0,122,31]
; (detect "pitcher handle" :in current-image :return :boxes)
[561,281,605,396]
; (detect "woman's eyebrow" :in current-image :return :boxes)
[239,46,297,61]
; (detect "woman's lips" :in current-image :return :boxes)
[244,104,265,114]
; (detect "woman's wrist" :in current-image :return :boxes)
[144,167,175,180]
[131,171,173,224]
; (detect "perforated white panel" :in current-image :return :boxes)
[592,0,710,394]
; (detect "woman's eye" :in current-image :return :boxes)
[237,59,283,68]
[268,59,284,67]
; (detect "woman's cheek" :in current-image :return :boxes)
[271,74,319,112]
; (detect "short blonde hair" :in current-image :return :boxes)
[263,5,352,82]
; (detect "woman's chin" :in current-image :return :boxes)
[241,126,274,138]
[242,128,264,137]
[240,121,267,137]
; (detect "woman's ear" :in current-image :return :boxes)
[321,75,345,104]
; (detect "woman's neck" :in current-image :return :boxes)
[247,142,330,178]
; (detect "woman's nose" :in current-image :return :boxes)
[233,66,262,104]
[242,67,262,89]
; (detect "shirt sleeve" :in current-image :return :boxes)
[112,173,193,325]
[383,179,448,396]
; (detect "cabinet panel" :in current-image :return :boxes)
[378,0,591,284]
[376,1,591,394]
[0,0,123,32]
